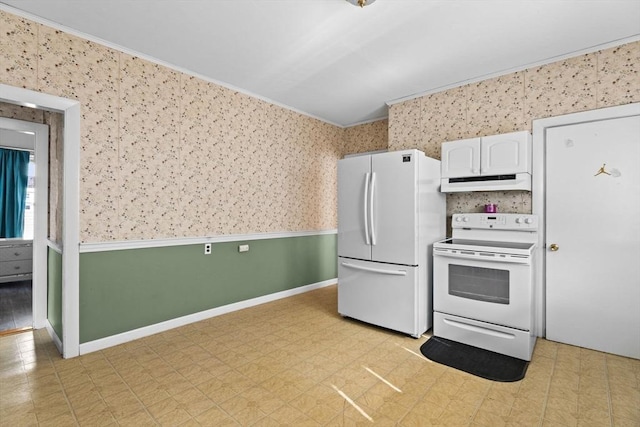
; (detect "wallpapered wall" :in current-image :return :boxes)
[5,9,635,240]
[0,102,64,245]
[388,41,640,217]
[343,119,388,157]
[2,10,383,243]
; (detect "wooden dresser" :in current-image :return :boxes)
[0,240,33,283]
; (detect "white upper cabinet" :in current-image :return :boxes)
[440,131,532,192]
[441,131,531,179]
[441,137,481,178]
[481,132,531,176]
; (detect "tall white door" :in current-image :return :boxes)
[337,155,372,260]
[371,151,418,265]
[545,115,640,359]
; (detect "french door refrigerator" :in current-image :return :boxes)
[337,149,445,337]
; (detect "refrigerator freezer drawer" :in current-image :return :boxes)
[338,258,426,337]
[433,311,536,361]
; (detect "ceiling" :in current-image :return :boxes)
[2,0,639,127]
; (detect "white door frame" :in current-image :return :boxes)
[0,118,48,332]
[532,102,640,337]
[0,84,81,358]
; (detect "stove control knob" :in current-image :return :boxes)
[463,217,469,222]
[516,217,523,224]
[525,217,533,224]
[455,216,462,222]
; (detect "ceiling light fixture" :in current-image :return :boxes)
[346,0,377,8]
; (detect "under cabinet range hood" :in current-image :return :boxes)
[441,172,531,192]
[440,131,532,192]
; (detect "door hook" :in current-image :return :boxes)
[594,163,611,177]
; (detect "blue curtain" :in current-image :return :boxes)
[0,148,30,238]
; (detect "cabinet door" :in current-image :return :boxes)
[441,137,480,178]
[480,131,531,175]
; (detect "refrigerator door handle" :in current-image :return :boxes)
[363,172,371,245]
[369,172,376,245]
[341,261,407,276]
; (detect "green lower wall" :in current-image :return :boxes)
[47,247,63,339]
[78,234,337,343]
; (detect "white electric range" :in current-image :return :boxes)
[432,213,538,361]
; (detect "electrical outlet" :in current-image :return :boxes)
[204,243,212,255]
[238,244,249,253]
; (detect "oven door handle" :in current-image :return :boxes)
[341,262,407,276]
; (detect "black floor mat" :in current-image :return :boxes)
[420,336,529,382]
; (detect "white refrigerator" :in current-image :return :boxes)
[337,149,445,337]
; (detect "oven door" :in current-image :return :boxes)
[433,253,532,330]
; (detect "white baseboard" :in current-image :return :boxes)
[46,321,63,355]
[79,279,336,355]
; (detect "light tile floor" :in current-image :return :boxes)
[1,285,638,426]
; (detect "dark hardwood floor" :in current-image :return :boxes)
[0,280,32,332]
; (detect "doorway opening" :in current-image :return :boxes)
[0,146,36,335]
[1,83,81,358]
[0,116,49,339]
